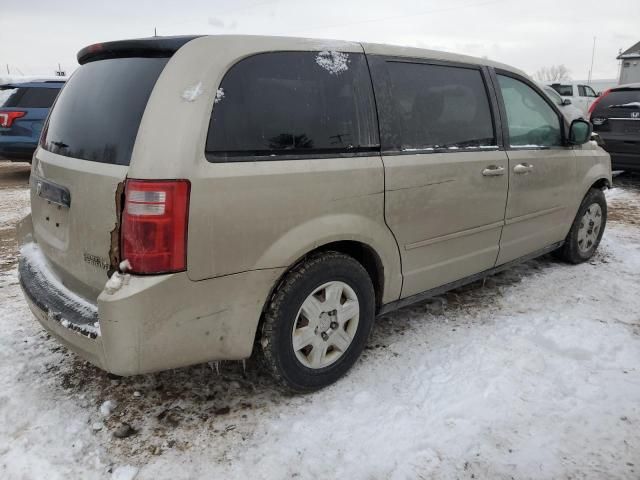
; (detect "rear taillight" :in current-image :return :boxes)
[121,179,190,275]
[0,111,26,128]
[588,88,611,118]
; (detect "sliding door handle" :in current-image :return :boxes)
[482,165,505,176]
[514,163,534,174]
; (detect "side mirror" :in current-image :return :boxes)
[568,119,593,145]
[562,98,572,106]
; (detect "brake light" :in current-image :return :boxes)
[588,88,611,118]
[121,179,190,274]
[0,111,26,128]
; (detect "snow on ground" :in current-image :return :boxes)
[1,161,639,479]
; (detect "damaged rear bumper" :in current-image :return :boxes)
[18,239,285,376]
[18,247,108,369]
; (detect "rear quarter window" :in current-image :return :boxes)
[206,51,379,161]
[43,57,168,165]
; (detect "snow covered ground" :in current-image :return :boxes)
[1,162,639,479]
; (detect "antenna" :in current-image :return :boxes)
[154,27,157,37]
[587,36,596,84]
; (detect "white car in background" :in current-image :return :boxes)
[539,84,584,122]
[547,82,598,116]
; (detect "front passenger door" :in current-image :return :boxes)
[494,72,576,265]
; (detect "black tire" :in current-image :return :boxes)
[556,188,607,264]
[258,251,375,393]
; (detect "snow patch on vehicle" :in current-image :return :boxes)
[104,271,130,295]
[609,101,640,108]
[315,51,349,75]
[20,242,98,319]
[181,82,203,102]
[214,88,225,104]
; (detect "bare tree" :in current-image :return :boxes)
[534,65,571,82]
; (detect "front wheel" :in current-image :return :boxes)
[258,252,375,393]
[556,188,607,263]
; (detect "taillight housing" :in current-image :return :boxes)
[0,110,26,128]
[588,88,611,118]
[121,179,190,275]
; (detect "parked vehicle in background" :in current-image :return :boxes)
[548,82,599,116]
[18,35,611,392]
[540,83,584,122]
[589,82,640,171]
[0,81,64,162]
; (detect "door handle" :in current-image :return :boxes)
[513,163,534,174]
[482,165,505,176]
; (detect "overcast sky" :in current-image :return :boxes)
[0,0,637,80]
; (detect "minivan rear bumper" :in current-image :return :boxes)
[19,242,107,369]
[19,240,284,376]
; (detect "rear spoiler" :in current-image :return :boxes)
[77,36,203,65]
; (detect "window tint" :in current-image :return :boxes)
[206,52,378,159]
[0,87,59,108]
[594,89,640,110]
[384,62,495,150]
[498,75,562,147]
[543,86,563,106]
[578,85,596,97]
[0,87,19,107]
[43,57,168,165]
[551,84,573,96]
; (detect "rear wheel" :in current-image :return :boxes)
[259,252,375,392]
[556,188,607,263]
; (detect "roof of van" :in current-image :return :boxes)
[77,34,527,78]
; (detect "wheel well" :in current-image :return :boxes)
[311,241,384,309]
[591,177,610,191]
[262,240,385,315]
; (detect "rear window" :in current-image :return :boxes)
[596,89,640,110]
[0,87,59,108]
[206,51,379,160]
[43,57,168,165]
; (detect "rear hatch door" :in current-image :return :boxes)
[31,54,171,299]
[591,87,640,154]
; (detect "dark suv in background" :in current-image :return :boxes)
[589,83,640,172]
[0,80,64,162]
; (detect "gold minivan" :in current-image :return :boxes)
[18,35,611,392]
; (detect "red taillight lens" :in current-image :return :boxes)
[121,179,190,275]
[588,88,611,118]
[0,111,26,128]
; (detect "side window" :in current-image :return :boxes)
[551,84,573,96]
[384,62,496,150]
[206,52,379,160]
[497,75,562,148]
[578,85,597,97]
